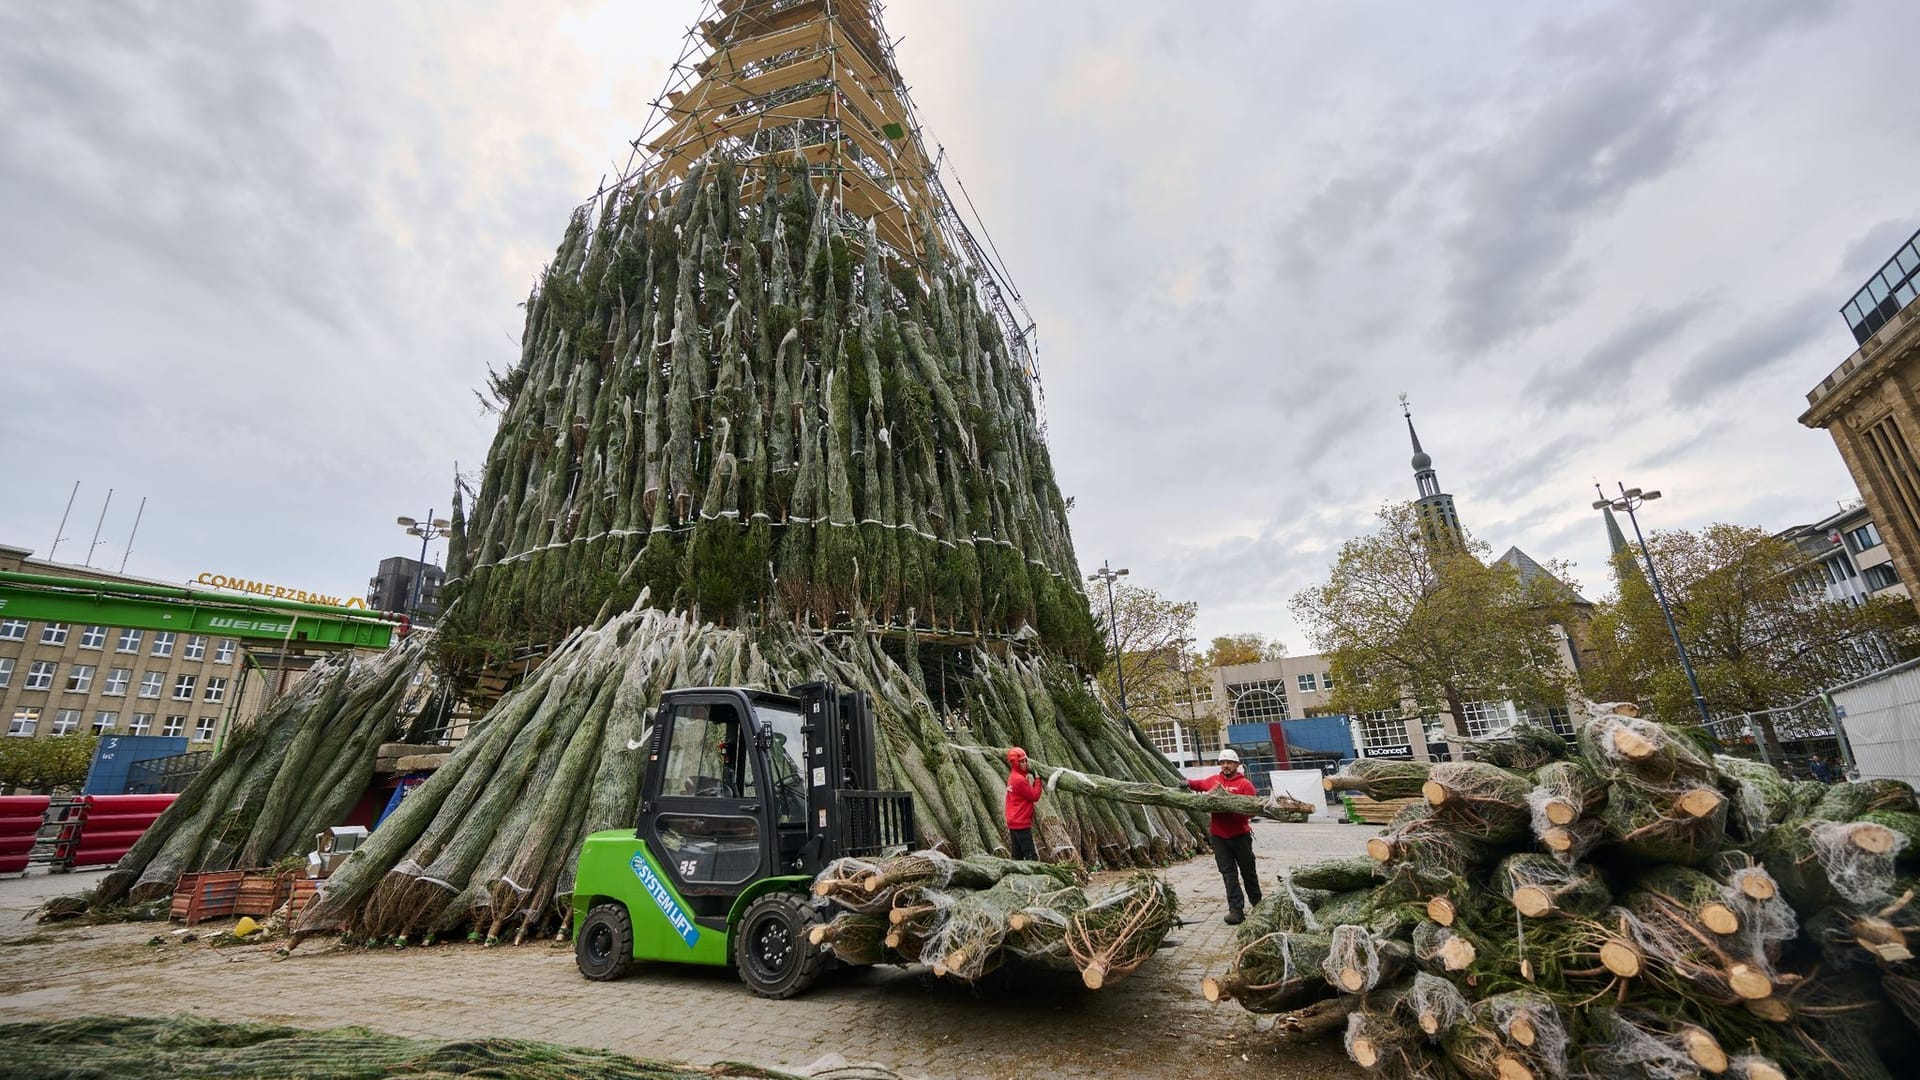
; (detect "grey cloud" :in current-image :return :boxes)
[1667,295,1833,404]
[1477,434,1586,504]
[1526,301,1712,408]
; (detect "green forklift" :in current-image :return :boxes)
[571,681,915,997]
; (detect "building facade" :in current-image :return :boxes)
[367,556,444,620]
[1,544,273,751]
[1778,500,1908,607]
[1801,227,1920,613]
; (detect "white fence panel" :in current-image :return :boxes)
[1833,662,1920,787]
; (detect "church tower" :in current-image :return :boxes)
[1402,396,1464,552]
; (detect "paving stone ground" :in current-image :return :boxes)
[0,822,1372,1079]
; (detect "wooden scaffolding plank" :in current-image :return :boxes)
[697,18,830,78]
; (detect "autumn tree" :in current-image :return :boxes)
[0,733,98,793]
[1204,633,1287,669]
[1289,502,1579,725]
[1583,523,1917,732]
[1086,581,1208,728]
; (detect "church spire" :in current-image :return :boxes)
[1400,395,1463,551]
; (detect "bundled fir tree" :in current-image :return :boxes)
[1206,704,1920,1079]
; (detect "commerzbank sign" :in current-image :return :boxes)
[195,572,368,610]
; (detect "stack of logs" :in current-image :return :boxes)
[1203,706,1920,1079]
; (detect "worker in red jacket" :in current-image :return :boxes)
[1004,746,1046,861]
[1188,748,1261,924]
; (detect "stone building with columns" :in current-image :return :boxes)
[1801,227,1920,612]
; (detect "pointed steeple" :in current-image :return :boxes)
[1399,395,1463,551]
[1602,506,1631,558]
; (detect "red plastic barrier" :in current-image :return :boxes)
[0,815,42,833]
[82,795,177,814]
[0,857,28,874]
[0,836,33,856]
[0,796,51,815]
[78,812,169,832]
[71,827,148,848]
[70,849,131,868]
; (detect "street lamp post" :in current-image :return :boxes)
[1175,634,1200,765]
[1592,483,1712,726]
[1088,561,1130,716]
[395,510,453,618]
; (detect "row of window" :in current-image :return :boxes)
[1353,703,1573,748]
[1844,229,1920,345]
[0,659,228,702]
[1295,672,1335,693]
[0,621,236,663]
[8,706,216,741]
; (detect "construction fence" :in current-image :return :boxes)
[1707,656,1920,787]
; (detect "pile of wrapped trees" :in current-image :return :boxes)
[89,641,431,908]
[1203,705,1920,1079]
[810,849,1177,989]
[250,602,1205,946]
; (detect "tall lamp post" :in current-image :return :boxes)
[1174,634,1201,765]
[1591,483,1712,726]
[396,510,453,618]
[1089,561,1130,715]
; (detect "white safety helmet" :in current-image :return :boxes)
[1217,749,1241,764]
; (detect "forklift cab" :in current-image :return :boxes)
[639,690,811,916]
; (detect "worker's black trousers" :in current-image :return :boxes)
[1009,827,1037,861]
[1209,832,1261,914]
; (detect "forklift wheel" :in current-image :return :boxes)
[576,903,636,981]
[735,892,825,999]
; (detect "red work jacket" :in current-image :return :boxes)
[1005,768,1044,830]
[1187,772,1257,838]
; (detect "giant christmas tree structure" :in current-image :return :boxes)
[95,0,1206,940]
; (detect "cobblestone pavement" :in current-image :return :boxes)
[0,822,1371,1079]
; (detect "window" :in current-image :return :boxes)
[103,668,131,696]
[92,711,118,735]
[1227,679,1291,724]
[1848,523,1883,552]
[25,661,57,691]
[214,639,235,664]
[0,657,11,689]
[151,632,175,658]
[655,702,761,885]
[1866,563,1901,591]
[1322,673,1334,691]
[203,676,228,703]
[79,625,107,650]
[0,619,26,641]
[52,709,82,736]
[8,708,39,737]
[41,622,69,646]
[1461,700,1516,738]
[117,628,143,653]
[183,635,207,661]
[193,716,217,742]
[1296,673,1318,693]
[138,672,164,698]
[65,664,96,693]
[1358,710,1407,749]
[129,713,153,736]
[172,674,197,700]
[161,715,186,738]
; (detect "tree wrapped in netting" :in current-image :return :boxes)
[1063,872,1178,989]
[1205,702,1920,1078]
[1325,758,1431,800]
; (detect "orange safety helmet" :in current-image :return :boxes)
[1006,746,1027,765]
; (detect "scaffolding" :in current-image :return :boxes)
[592,0,1043,424]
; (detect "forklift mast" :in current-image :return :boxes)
[792,682,911,866]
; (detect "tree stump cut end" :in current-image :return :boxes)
[1422,780,1449,807]
[1494,1056,1535,1080]
[1366,837,1394,863]
[1853,823,1899,854]
[1542,799,1577,827]
[1676,788,1724,819]
[1599,939,1641,978]
[1700,903,1740,935]
[1611,726,1658,761]
[1511,886,1553,918]
[1680,1026,1728,1073]
[1426,896,1456,926]
[1728,962,1772,1001]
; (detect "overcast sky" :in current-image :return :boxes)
[3,1,1916,652]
